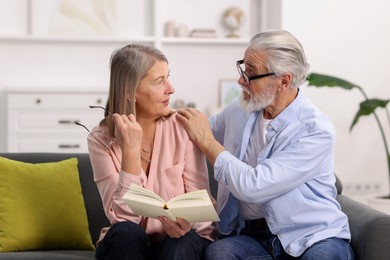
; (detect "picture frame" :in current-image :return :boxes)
[219,79,241,107]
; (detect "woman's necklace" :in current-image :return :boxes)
[140,143,153,164]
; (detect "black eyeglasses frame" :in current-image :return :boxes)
[236,60,275,85]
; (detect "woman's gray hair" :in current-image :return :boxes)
[249,30,310,89]
[102,44,168,136]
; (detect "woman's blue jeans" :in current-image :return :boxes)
[95,221,211,260]
[203,226,354,260]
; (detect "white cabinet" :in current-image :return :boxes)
[6,89,108,153]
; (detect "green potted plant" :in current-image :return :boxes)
[306,73,390,207]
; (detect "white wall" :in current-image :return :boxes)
[282,0,390,200]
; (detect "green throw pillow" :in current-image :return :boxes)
[0,157,95,252]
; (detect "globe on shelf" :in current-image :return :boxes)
[222,7,245,38]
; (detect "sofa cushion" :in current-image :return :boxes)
[0,157,95,252]
[0,250,96,259]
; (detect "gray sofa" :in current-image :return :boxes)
[1,153,390,260]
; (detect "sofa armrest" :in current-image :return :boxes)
[337,194,390,260]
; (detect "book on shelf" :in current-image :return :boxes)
[190,28,217,38]
[122,184,220,223]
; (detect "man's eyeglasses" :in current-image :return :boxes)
[236,60,275,85]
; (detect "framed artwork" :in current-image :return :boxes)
[219,79,241,107]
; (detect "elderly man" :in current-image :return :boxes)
[176,30,354,259]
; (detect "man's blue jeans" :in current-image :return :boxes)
[203,226,354,260]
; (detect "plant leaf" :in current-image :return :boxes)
[307,73,359,90]
[350,99,390,130]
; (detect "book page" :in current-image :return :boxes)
[126,184,165,204]
[122,196,175,220]
[167,190,220,222]
[122,184,174,219]
[170,204,220,222]
[167,190,212,208]
[123,184,219,222]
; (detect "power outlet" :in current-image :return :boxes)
[343,182,382,194]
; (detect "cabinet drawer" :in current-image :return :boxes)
[8,111,104,132]
[7,92,107,108]
[7,135,89,153]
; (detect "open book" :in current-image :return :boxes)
[122,184,220,223]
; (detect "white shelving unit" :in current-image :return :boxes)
[0,0,281,47]
[0,0,281,153]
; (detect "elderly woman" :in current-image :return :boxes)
[88,44,215,260]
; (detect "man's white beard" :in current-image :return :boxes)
[239,85,275,113]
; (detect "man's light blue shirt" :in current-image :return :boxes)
[210,90,351,257]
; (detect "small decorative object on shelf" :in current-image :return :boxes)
[172,99,185,109]
[176,24,189,37]
[164,20,175,37]
[189,28,217,38]
[171,99,196,109]
[205,105,222,116]
[186,102,196,108]
[222,7,245,38]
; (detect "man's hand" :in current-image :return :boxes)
[176,108,225,165]
[158,216,191,238]
[176,108,213,147]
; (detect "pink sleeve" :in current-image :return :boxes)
[182,138,217,241]
[87,128,147,225]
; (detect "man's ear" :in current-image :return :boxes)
[278,73,292,92]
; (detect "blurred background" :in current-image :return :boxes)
[1,0,389,204]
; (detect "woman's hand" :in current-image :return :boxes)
[112,113,143,174]
[158,216,191,238]
[112,114,142,149]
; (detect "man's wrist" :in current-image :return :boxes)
[199,138,224,166]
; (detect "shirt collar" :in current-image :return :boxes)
[267,89,303,132]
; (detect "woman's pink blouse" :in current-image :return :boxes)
[87,115,216,245]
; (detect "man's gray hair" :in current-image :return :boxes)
[249,30,310,89]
